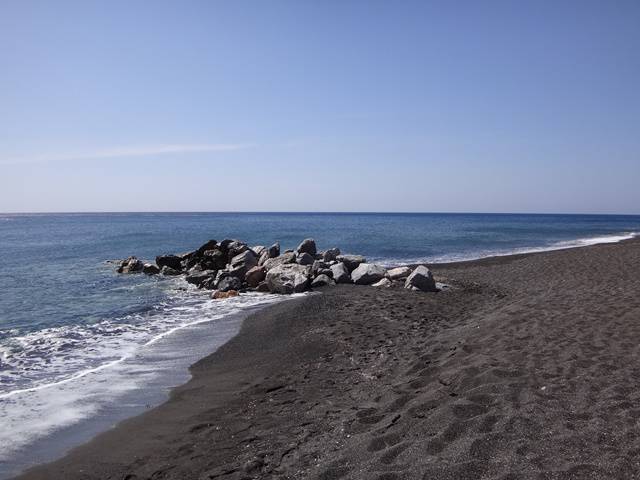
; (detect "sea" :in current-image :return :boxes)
[1,212,639,477]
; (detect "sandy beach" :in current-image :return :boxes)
[14,237,640,479]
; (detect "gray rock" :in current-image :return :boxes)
[336,254,366,272]
[311,274,334,288]
[255,281,270,293]
[296,252,315,266]
[404,265,437,292]
[156,255,183,271]
[330,262,351,284]
[227,241,249,258]
[200,249,228,271]
[117,256,144,273]
[266,264,311,294]
[372,277,392,288]
[142,263,160,275]
[312,260,328,275]
[267,242,280,258]
[318,268,333,278]
[251,245,266,257]
[217,275,242,292]
[161,265,181,276]
[228,250,258,277]
[263,252,296,271]
[185,270,216,287]
[245,266,266,288]
[387,266,412,280]
[351,263,387,285]
[296,238,317,256]
[196,239,218,256]
[322,248,341,262]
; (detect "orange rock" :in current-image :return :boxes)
[211,290,239,300]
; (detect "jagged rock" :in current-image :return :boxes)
[228,250,258,277]
[318,268,333,278]
[227,240,249,258]
[312,260,328,275]
[196,239,218,256]
[217,275,242,292]
[266,264,310,294]
[387,266,412,280]
[268,242,280,258]
[351,263,387,285]
[161,265,181,276]
[117,256,144,273]
[330,262,351,284]
[404,265,437,292]
[201,249,228,271]
[255,281,270,293]
[336,254,366,272]
[156,255,183,271]
[251,245,266,257]
[186,270,216,287]
[245,266,266,288]
[296,252,315,266]
[212,290,239,299]
[263,252,296,271]
[296,238,317,256]
[372,277,392,288]
[322,248,341,262]
[142,263,160,275]
[311,274,334,288]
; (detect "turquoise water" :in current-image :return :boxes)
[0,212,639,476]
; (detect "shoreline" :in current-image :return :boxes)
[11,236,640,479]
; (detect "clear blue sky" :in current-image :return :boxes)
[1,0,639,213]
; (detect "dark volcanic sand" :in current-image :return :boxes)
[15,238,640,479]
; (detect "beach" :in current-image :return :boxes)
[14,237,640,479]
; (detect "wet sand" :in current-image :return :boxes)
[15,238,640,479]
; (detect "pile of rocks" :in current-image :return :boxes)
[116,238,440,297]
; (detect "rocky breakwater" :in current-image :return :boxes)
[115,238,442,298]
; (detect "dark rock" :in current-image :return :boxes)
[312,260,328,275]
[196,239,218,256]
[255,281,270,293]
[296,252,315,266]
[351,263,387,285]
[311,274,334,288]
[330,262,351,284]
[296,238,317,256]
[117,256,144,274]
[217,275,242,292]
[322,248,341,262]
[404,265,437,292]
[251,245,266,257]
[263,252,296,271]
[267,242,280,258]
[156,255,183,271]
[228,250,258,278]
[201,249,228,271]
[266,264,311,294]
[185,270,216,287]
[142,263,160,275]
[161,265,181,276]
[245,266,266,288]
[336,254,366,272]
[227,240,249,258]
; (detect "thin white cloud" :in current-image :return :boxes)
[0,143,251,165]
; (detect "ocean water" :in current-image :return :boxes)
[1,212,639,477]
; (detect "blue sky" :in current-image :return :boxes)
[1,0,639,213]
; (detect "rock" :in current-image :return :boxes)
[404,265,437,292]
[227,240,249,258]
[296,252,315,266]
[318,268,333,278]
[322,248,341,262]
[351,263,387,285]
[255,281,270,293]
[258,250,269,266]
[330,262,351,284]
[267,242,280,258]
[251,245,266,257]
[212,290,239,299]
[156,255,183,271]
[372,277,392,288]
[161,265,181,276]
[311,274,334,288]
[263,252,296,271]
[245,266,266,287]
[266,264,311,294]
[142,263,160,275]
[117,256,144,273]
[336,254,366,272]
[196,239,218,256]
[201,249,228,270]
[228,250,258,277]
[312,260,328,275]
[296,238,317,256]
[216,275,242,292]
[185,270,216,287]
[387,266,412,280]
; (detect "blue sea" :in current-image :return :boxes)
[1,212,639,477]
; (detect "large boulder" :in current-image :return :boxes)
[156,254,183,271]
[266,264,311,294]
[330,262,351,284]
[186,270,217,287]
[336,254,366,272]
[245,266,266,288]
[387,266,412,280]
[372,277,392,288]
[296,252,315,266]
[196,239,218,256]
[217,275,242,292]
[227,241,249,259]
[117,256,144,273]
[161,265,181,276]
[351,263,387,285]
[322,248,341,262]
[200,249,228,271]
[263,252,296,271]
[311,274,334,288]
[267,242,280,258]
[296,238,317,256]
[228,250,258,278]
[142,263,160,275]
[404,265,437,292]
[251,245,266,257]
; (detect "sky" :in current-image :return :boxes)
[1,0,639,214]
